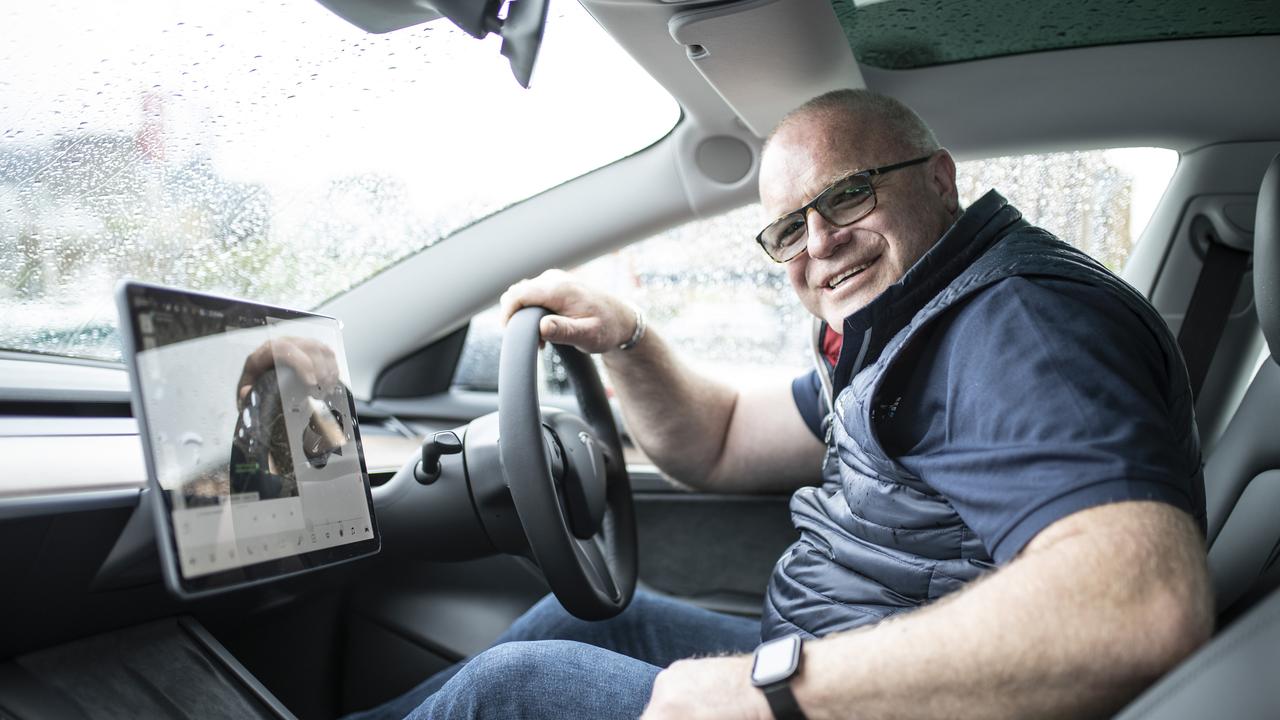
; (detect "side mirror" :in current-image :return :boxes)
[314,0,549,87]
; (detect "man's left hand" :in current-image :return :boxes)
[640,655,773,720]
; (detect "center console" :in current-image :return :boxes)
[0,617,294,719]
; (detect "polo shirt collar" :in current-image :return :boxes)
[831,189,1026,389]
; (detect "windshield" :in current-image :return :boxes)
[0,0,679,362]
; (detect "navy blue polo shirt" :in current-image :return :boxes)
[792,275,1199,563]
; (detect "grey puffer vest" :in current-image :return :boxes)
[760,191,1201,640]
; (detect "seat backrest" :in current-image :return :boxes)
[1204,152,1280,615]
[1113,578,1280,720]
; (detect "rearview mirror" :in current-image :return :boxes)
[314,0,548,88]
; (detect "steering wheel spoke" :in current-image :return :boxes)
[573,535,620,602]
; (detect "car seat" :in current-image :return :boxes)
[1202,152,1280,619]
[1112,153,1280,719]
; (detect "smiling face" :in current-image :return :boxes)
[759,110,961,332]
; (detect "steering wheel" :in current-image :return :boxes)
[497,306,637,620]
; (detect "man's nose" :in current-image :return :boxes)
[804,208,850,259]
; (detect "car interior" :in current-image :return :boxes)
[2,0,1280,717]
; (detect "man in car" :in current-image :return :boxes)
[388,89,1213,720]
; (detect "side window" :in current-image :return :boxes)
[568,204,813,387]
[451,147,1178,392]
[449,204,809,395]
[451,306,505,392]
[955,148,1177,272]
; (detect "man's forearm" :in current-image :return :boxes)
[601,328,739,490]
[790,502,1213,720]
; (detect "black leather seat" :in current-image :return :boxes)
[1114,153,1280,719]
[1203,152,1280,617]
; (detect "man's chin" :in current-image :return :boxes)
[823,291,878,328]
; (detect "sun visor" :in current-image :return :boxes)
[669,0,863,138]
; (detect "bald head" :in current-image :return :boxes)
[764,89,939,162]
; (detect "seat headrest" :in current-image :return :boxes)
[1257,153,1280,363]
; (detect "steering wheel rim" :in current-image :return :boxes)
[498,306,637,620]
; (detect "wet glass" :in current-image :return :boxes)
[0,0,679,362]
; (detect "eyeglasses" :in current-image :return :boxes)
[756,154,933,263]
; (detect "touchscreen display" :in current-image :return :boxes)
[122,284,378,590]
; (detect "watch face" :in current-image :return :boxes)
[752,634,802,686]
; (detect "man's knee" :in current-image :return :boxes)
[415,641,567,718]
[416,640,656,720]
[461,640,564,687]
[464,639,645,690]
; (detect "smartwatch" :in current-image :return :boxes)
[750,633,807,720]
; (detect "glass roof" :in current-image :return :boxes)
[833,0,1280,70]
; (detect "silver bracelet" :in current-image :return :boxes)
[617,305,646,351]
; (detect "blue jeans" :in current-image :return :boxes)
[347,590,761,720]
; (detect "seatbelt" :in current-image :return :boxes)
[1177,217,1252,400]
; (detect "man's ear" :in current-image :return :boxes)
[928,149,960,215]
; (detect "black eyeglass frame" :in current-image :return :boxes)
[756,154,934,263]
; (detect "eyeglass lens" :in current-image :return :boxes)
[761,174,876,261]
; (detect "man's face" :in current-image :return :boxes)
[759,114,960,331]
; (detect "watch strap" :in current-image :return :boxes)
[762,680,807,720]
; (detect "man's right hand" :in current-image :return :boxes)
[498,269,639,354]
